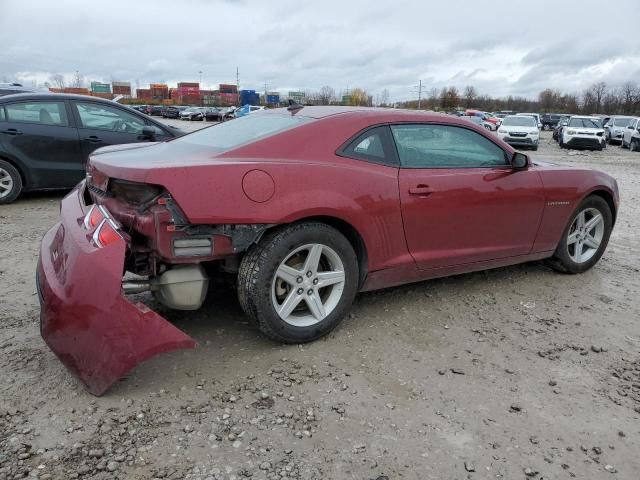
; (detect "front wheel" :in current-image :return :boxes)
[238,222,359,343]
[631,139,639,152]
[546,195,612,274]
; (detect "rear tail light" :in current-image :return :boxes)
[92,219,123,247]
[83,205,106,230]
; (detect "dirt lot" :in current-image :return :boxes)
[1,127,639,480]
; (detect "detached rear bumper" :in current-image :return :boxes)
[37,181,196,396]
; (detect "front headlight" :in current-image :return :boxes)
[567,130,576,135]
[498,129,506,134]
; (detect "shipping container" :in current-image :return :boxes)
[219,83,237,94]
[266,94,280,104]
[136,88,152,99]
[63,87,90,95]
[240,90,260,106]
[177,82,199,88]
[90,81,111,94]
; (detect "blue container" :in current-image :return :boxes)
[240,90,260,106]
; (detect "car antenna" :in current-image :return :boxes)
[287,99,304,113]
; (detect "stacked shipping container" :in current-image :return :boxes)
[112,81,132,97]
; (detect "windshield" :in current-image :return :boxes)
[568,118,601,128]
[613,117,634,127]
[502,116,537,127]
[175,113,311,150]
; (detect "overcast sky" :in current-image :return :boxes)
[1,0,639,102]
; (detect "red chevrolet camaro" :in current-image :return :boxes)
[37,106,619,395]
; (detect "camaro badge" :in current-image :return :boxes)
[547,201,570,206]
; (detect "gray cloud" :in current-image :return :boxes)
[1,0,638,102]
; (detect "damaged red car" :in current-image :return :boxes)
[37,106,619,395]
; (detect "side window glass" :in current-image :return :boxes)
[74,102,145,134]
[0,107,5,122]
[341,126,396,165]
[5,102,68,126]
[391,124,507,168]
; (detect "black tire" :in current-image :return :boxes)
[238,222,359,343]
[0,159,22,204]
[546,195,613,274]
[621,138,627,149]
[631,139,639,152]
[531,145,538,151]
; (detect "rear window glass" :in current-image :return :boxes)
[568,118,601,128]
[176,113,311,150]
[502,116,536,127]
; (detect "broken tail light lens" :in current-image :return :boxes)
[83,205,105,230]
[92,219,123,247]
[109,179,163,205]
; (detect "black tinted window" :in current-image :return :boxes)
[0,107,4,122]
[5,102,69,126]
[75,102,145,134]
[341,126,397,165]
[391,124,507,168]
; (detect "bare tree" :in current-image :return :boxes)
[463,85,477,108]
[49,74,66,89]
[318,85,335,105]
[71,71,84,88]
[379,88,390,107]
[427,88,439,109]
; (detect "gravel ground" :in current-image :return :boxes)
[1,127,639,480]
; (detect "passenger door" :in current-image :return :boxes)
[391,123,545,270]
[0,100,83,189]
[71,101,169,161]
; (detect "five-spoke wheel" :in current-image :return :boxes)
[238,222,359,343]
[547,195,613,274]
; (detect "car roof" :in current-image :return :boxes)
[0,92,126,105]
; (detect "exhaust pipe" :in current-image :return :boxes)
[122,280,153,294]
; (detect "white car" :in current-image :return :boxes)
[516,112,542,130]
[621,117,640,151]
[605,116,634,144]
[179,107,207,121]
[497,115,540,150]
[560,116,606,151]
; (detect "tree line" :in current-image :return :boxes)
[396,82,640,115]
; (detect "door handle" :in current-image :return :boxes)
[1,128,22,136]
[408,184,432,196]
[85,136,102,143]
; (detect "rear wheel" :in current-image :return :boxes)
[631,139,639,152]
[238,222,359,343]
[0,160,22,204]
[546,195,612,274]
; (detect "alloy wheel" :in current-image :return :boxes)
[566,207,605,264]
[0,167,14,199]
[271,243,346,327]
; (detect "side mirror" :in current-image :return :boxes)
[140,125,157,142]
[512,152,529,170]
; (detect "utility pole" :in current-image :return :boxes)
[417,79,422,109]
[236,66,240,93]
[198,70,202,86]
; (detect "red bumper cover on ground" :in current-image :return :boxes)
[37,182,196,395]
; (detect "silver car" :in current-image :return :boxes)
[605,116,635,144]
[621,117,640,151]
